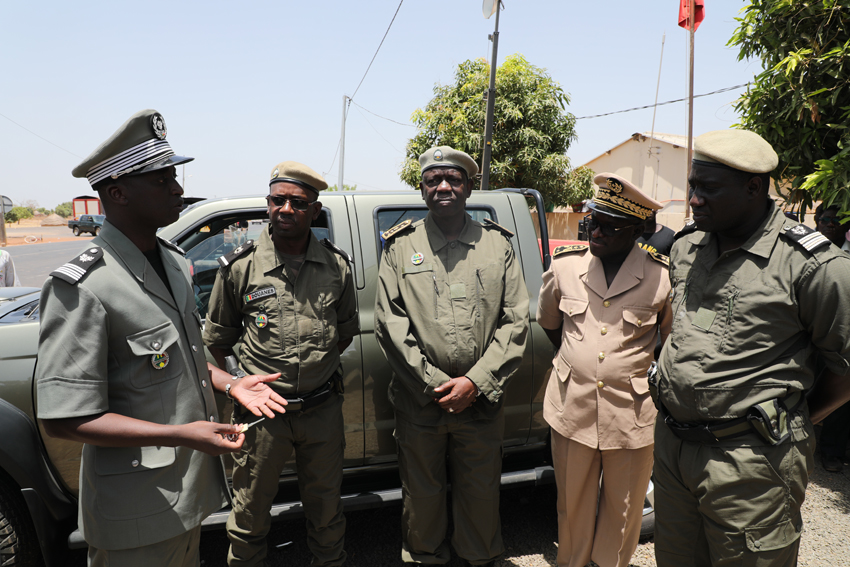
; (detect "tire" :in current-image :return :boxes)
[639,478,655,541]
[72,227,81,236]
[0,477,42,566]
[94,227,101,236]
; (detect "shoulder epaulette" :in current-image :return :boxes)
[648,249,670,266]
[217,240,255,268]
[673,220,699,241]
[553,243,588,257]
[381,219,413,241]
[321,238,353,265]
[483,218,514,238]
[782,223,832,253]
[50,246,104,285]
[158,237,185,255]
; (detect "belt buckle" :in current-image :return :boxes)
[286,398,304,412]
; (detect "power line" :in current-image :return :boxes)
[350,100,416,128]
[352,105,404,154]
[576,83,750,120]
[0,112,81,158]
[350,0,405,100]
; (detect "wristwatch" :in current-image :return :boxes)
[225,382,234,399]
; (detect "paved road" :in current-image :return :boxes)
[5,240,94,287]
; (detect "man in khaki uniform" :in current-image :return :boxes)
[538,173,672,567]
[375,146,529,567]
[36,109,285,567]
[204,161,358,567]
[654,129,850,566]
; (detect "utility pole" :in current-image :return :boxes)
[480,0,502,191]
[338,95,349,193]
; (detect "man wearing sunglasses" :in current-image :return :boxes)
[204,161,358,567]
[375,146,529,567]
[653,130,850,566]
[537,173,672,567]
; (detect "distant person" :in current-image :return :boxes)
[636,211,674,257]
[0,249,21,287]
[814,203,850,473]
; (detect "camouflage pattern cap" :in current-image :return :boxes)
[269,161,328,194]
[72,109,193,188]
[419,146,479,178]
[588,173,663,221]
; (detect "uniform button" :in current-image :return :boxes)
[601,327,608,335]
[569,308,573,315]
[202,380,207,388]
[152,341,161,350]
[450,242,457,248]
[637,319,642,326]
[754,540,761,549]
[209,416,216,422]
[598,352,605,360]
[192,345,198,352]
[603,300,611,308]
[131,459,140,467]
[597,381,604,388]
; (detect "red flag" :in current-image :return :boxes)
[678,0,705,32]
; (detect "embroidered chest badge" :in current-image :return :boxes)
[255,312,269,328]
[411,252,424,265]
[151,352,169,370]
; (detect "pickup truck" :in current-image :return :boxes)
[67,214,105,236]
[0,189,654,566]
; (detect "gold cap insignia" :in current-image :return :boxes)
[607,178,623,194]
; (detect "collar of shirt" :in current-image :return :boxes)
[424,212,480,252]
[581,242,646,299]
[257,226,330,276]
[686,200,781,260]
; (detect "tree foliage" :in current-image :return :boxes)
[326,184,357,192]
[54,202,73,217]
[729,0,850,217]
[399,54,580,208]
[5,206,33,223]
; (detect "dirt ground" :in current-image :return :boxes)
[3,218,86,246]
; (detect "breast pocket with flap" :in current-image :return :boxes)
[559,297,588,341]
[126,321,184,389]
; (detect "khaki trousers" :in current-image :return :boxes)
[227,394,346,567]
[653,415,814,567]
[550,430,653,567]
[88,525,201,567]
[394,411,505,565]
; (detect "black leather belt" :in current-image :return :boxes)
[282,379,335,413]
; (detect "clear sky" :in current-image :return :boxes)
[1,1,763,209]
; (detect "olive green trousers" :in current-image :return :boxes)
[394,411,505,566]
[653,415,815,567]
[88,524,201,567]
[227,395,346,567]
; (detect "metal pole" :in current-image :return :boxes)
[480,3,500,191]
[685,1,695,220]
[648,33,666,182]
[338,96,348,193]
[0,200,6,247]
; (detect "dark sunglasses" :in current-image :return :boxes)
[585,216,639,237]
[818,216,844,226]
[267,195,313,211]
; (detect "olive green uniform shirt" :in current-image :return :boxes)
[36,220,229,551]
[658,202,850,433]
[375,214,530,426]
[203,227,358,395]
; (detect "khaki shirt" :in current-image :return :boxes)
[36,220,228,551]
[375,214,530,426]
[659,202,850,430]
[203,227,358,396]
[538,244,672,450]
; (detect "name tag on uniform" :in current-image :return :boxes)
[244,287,276,303]
[692,307,716,331]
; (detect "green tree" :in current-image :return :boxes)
[399,54,579,208]
[729,0,850,217]
[36,207,53,215]
[54,202,73,217]
[5,206,33,223]
[326,184,357,192]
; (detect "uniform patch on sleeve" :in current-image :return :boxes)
[783,224,832,253]
[217,240,255,268]
[553,244,588,257]
[50,247,104,284]
[381,219,413,241]
[483,218,514,238]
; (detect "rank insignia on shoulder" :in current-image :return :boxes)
[50,247,104,285]
[217,240,255,268]
[320,238,353,264]
[648,249,670,266]
[381,219,413,241]
[674,220,699,241]
[483,218,514,238]
[158,237,185,255]
[783,223,832,253]
[552,243,588,257]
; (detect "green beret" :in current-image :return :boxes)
[72,109,193,188]
[269,161,328,194]
[419,146,479,178]
[693,130,778,174]
[589,173,663,221]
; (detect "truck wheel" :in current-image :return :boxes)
[94,227,101,236]
[72,227,81,236]
[0,479,42,566]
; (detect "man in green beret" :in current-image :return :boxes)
[375,146,530,566]
[36,109,286,566]
[653,129,850,566]
[203,161,358,567]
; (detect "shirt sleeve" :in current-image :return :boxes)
[36,279,110,419]
[202,268,243,348]
[658,271,674,347]
[374,243,452,405]
[335,260,359,343]
[465,241,530,404]
[797,254,850,375]
[536,260,563,331]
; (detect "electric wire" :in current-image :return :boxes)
[350,0,405,101]
[0,112,81,158]
[575,83,749,120]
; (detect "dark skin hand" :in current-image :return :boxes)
[206,363,287,418]
[434,377,478,413]
[807,369,850,425]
